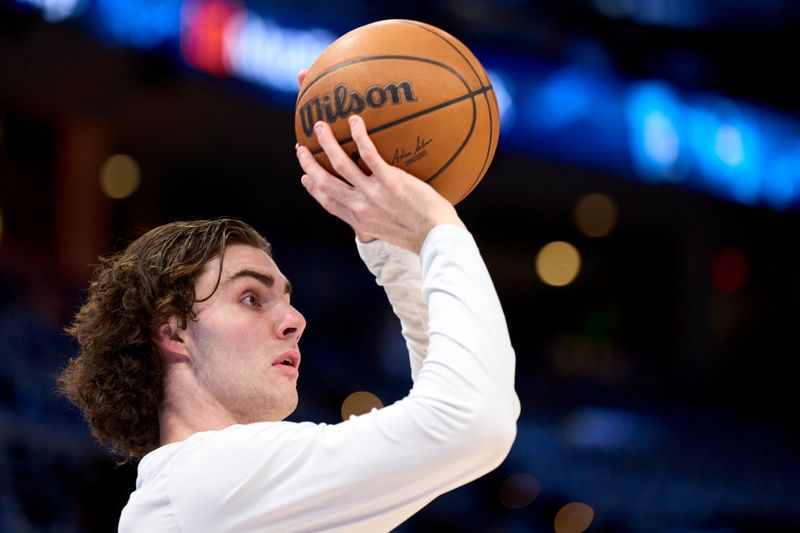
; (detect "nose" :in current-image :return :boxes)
[276,303,306,341]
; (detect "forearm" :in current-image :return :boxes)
[411,225,519,446]
[360,224,519,448]
[357,237,428,380]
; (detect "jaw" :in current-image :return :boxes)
[231,381,299,424]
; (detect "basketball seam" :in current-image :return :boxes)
[299,55,479,183]
[397,20,484,86]
[399,20,497,202]
[309,86,492,158]
[426,87,477,185]
[299,55,465,103]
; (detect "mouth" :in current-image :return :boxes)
[273,349,301,370]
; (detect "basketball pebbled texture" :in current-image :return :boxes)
[295,19,500,204]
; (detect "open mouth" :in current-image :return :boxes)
[273,350,300,369]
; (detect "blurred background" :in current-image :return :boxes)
[1,1,799,532]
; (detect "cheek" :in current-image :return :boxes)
[192,316,266,362]
[192,328,267,388]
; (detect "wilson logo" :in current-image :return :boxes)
[299,81,417,137]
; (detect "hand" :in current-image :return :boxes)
[297,70,376,244]
[295,116,465,254]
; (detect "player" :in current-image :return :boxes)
[58,110,519,532]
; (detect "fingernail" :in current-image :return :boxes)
[348,115,358,126]
[314,122,323,134]
[301,175,309,187]
[295,142,300,150]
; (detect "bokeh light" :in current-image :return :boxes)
[498,473,541,509]
[536,241,581,287]
[574,193,618,237]
[14,0,86,22]
[554,501,595,533]
[341,391,383,420]
[711,247,749,294]
[99,153,141,199]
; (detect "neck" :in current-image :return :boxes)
[158,364,237,446]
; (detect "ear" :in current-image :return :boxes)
[151,316,190,362]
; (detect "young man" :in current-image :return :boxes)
[59,115,519,532]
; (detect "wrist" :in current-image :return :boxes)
[356,231,377,243]
[428,205,465,233]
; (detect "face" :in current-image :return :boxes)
[181,244,306,424]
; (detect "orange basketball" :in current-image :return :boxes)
[295,19,500,204]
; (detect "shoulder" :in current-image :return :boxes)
[158,422,325,524]
[176,421,320,463]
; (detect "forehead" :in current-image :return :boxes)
[219,244,275,271]
[197,244,284,289]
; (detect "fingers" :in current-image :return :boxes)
[296,115,389,233]
[296,145,360,222]
[297,69,308,89]
[300,174,356,225]
[348,115,386,175]
[312,121,370,188]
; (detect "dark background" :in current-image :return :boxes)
[1,1,799,532]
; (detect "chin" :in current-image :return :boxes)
[261,394,298,422]
[278,397,299,420]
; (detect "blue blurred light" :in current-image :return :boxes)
[224,13,335,93]
[589,0,710,28]
[765,147,800,210]
[486,69,515,133]
[513,65,625,170]
[688,100,762,205]
[714,123,745,167]
[533,66,595,129]
[561,406,664,453]
[95,0,182,49]
[626,81,684,183]
[645,111,680,166]
[14,0,86,21]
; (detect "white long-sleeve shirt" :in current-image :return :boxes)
[119,225,519,532]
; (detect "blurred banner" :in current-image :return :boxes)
[8,0,800,210]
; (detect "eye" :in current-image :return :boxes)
[242,294,261,307]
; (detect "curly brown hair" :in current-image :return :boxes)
[58,218,270,461]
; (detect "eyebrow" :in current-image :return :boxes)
[222,269,292,295]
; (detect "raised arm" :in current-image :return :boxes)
[357,238,428,380]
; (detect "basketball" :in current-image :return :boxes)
[295,19,500,204]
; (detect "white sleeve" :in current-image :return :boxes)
[356,236,428,380]
[165,225,520,533]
